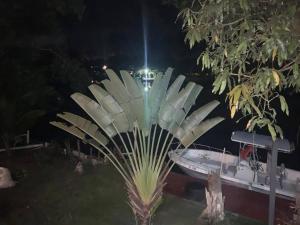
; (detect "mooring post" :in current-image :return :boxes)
[77,139,81,158]
[26,130,30,144]
[268,143,278,225]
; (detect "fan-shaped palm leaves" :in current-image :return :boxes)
[51,67,223,225]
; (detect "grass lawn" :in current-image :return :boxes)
[0,149,265,225]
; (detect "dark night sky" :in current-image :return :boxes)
[69,0,197,71]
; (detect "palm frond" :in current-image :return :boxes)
[180,117,225,147]
[88,84,130,132]
[148,68,173,127]
[50,121,86,140]
[158,82,201,132]
[120,70,145,132]
[71,93,116,137]
[181,100,221,133]
[57,112,109,146]
[164,75,185,102]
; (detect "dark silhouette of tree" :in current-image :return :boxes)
[0,0,90,149]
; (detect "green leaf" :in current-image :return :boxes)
[219,80,227,94]
[268,123,276,141]
[279,95,289,116]
[236,40,247,54]
[212,74,223,93]
[274,124,283,139]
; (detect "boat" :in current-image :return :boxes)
[169,132,300,200]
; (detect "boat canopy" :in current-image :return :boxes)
[231,131,294,153]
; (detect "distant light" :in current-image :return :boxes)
[102,65,107,70]
[144,68,149,74]
[144,86,149,92]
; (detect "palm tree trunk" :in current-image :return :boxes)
[128,190,152,225]
[127,180,165,225]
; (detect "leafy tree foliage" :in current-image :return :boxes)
[178,0,300,139]
[0,57,54,149]
[0,0,90,148]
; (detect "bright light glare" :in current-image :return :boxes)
[102,65,107,70]
[144,68,149,74]
[144,86,149,92]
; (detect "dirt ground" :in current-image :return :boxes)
[0,148,264,225]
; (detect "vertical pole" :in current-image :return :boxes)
[26,130,30,144]
[77,139,81,158]
[268,144,278,225]
[90,147,93,157]
[220,148,226,176]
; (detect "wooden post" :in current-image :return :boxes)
[77,139,81,158]
[294,193,300,224]
[26,130,30,144]
[220,148,226,175]
[198,171,225,224]
[268,143,278,225]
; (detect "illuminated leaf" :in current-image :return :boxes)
[230,104,237,118]
[274,124,283,139]
[219,80,227,94]
[268,123,276,141]
[241,84,250,99]
[272,70,280,86]
[279,95,289,116]
[224,48,228,57]
[246,118,252,129]
[214,35,219,43]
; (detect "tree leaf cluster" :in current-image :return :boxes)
[179,0,300,140]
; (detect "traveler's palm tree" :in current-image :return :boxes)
[51,68,223,225]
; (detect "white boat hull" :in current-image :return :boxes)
[169,149,300,199]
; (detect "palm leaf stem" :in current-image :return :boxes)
[109,137,134,177]
[156,106,192,174]
[51,120,129,180]
[151,128,163,170]
[155,133,174,174]
[126,132,140,172]
[153,131,171,173]
[160,144,188,182]
[137,121,147,160]
[95,142,129,179]
[90,142,131,183]
[148,124,158,171]
[141,130,147,159]
[157,100,190,171]
[112,123,136,175]
[146,127,151,158]
[136,123,146,160]
[133,126,143,169]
